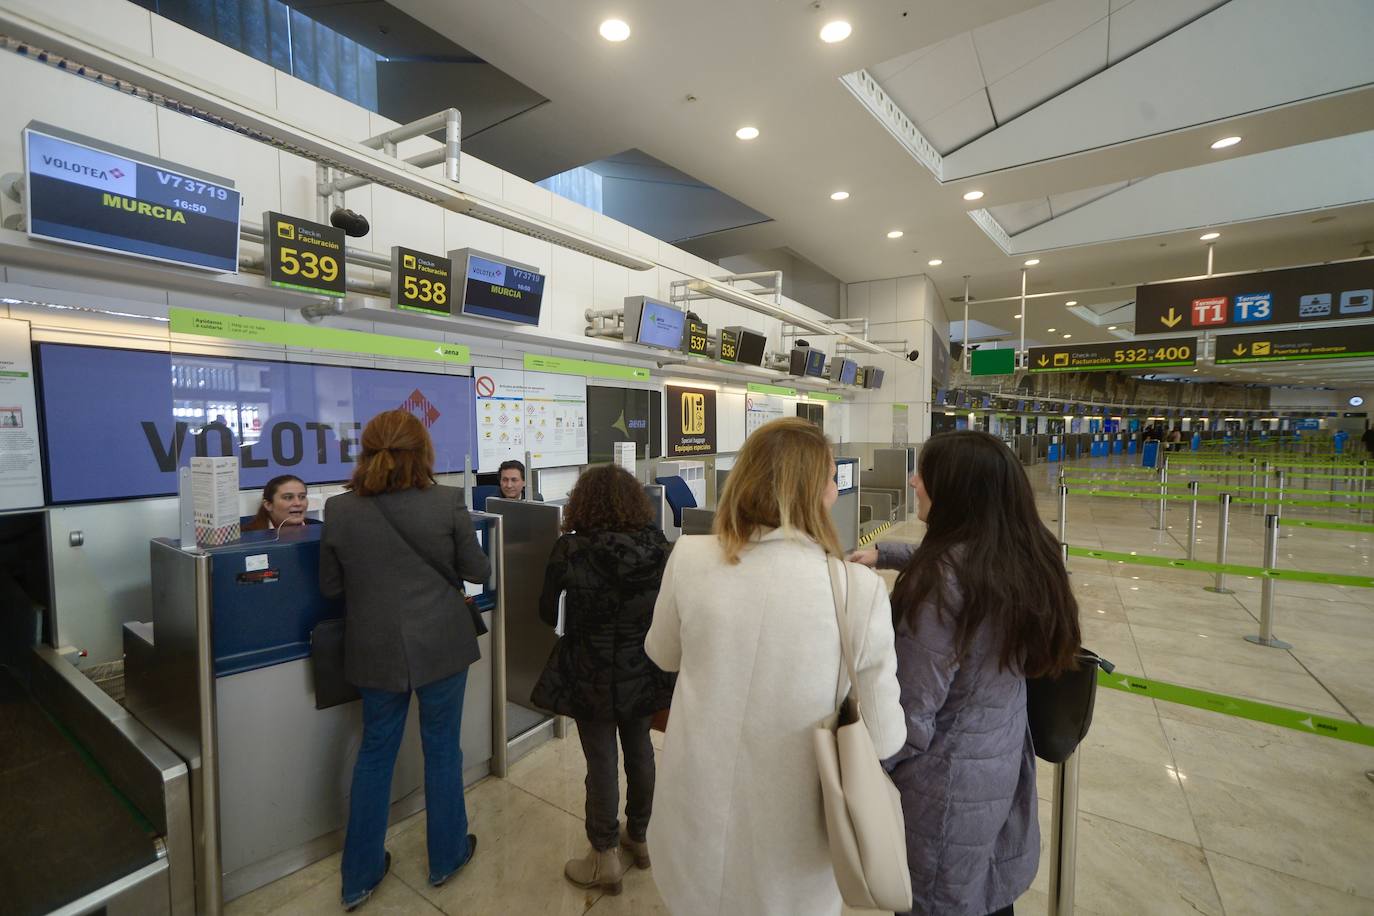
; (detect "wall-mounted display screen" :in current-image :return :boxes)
[625,297,686,350]
[451,248,546,325]
[588,386,662,462]
[788,348,809,376]
[847,363,862,386]
[863,367,884,390]
[835,458,857,493]
[36,344,477,504]
[730,328,767,367]
[830,358,857,386]
[804,349,827,377]
[25,124,241,273]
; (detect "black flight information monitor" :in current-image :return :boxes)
[452,248,546,326]
[24,123,241,273]
[263,211,346,297]
[390,246,453,315]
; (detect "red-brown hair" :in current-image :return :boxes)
[348,410,435,496]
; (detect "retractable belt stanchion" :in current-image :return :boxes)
[1187,481,1200,561]
[1152,460,1169,530]
[1250,459,1259,511]
[1204,493,1236,594]
[1276,470,1291,537]
[1048,747,1081,916]
[1245,515,1292,649]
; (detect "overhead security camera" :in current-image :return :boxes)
[906,350,920,362]
[330,207,370,238]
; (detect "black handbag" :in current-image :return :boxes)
[309,617,360,709]
[373,495,489,638]
[1026,649,1113,764]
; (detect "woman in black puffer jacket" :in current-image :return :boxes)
[531,464,673,895]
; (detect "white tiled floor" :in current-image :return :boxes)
[229,453,1374,915]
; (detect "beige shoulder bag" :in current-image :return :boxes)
[813,556,913,912]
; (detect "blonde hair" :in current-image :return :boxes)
[713,417,842,563]
[348,409,436,496]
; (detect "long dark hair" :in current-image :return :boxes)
[892,431,1080,678]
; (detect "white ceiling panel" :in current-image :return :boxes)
[987,17,1110,123]
[1048,180,1131,217]
[973,0,1109,86]
[987,198,1055,235]
[1107,0,1228,63]
[868,42,943,84]
[947,0,1374,180]
[1006,130,1374,250]
[877,32,986,127]
[918,91,999,154]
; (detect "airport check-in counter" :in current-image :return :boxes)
[680,506,716,537]
[123,511,506,911]
[868,447,916,520]
[833,457,861,552]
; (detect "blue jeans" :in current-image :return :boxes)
[341,669,471,903]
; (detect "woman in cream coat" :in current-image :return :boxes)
[645,418,905,916]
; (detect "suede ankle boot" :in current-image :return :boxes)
[564,844,627,895]
[619,825,650,869]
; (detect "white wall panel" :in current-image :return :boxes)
[502,172,554,218]
[49,0,154,54]
[150,16,277,109]
[718,390,746,453]
[275,73,371,141]
[444,211,505,256]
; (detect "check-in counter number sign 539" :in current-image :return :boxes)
[264,212,347,297]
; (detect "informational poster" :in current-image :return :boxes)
[0,320,43,510]
[666,385,717,458]
[745,392,787,438]
[191,456,240,547]
[474,368,587,470]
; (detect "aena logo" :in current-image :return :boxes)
[681,393,706,435]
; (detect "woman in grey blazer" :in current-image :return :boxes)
[320,409,490,910]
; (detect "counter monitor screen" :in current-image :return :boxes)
[852,366,866,388]
[838,359,857,386]
[788,347,809,376]
[635,299,686,350]
[835,459,857,493]
[453,249,545,325]
[726,327,767,367]
[804,349,827,377]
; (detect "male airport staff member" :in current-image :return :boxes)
[499,460,530,500]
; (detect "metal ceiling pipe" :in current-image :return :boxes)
[332,109,462,193]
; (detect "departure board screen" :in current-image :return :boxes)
[25,125,241,273]
[459,252,546,325]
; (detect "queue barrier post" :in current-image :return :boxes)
[1204,493,1235,594]
[1187,481,1200,561]
[1057,484,1069,547]
[1048,746,1081,916]
[1276,470,1292,538]
[1153,461,1169,531]
[1249,458,1259,509]
[1245,515,1293,650]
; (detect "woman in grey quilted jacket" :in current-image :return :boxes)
[859,431,1081,916]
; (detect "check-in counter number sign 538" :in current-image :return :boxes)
[403,276,447,305]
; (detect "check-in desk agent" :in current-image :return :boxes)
[318,409,491,910]
[242,474,316,531]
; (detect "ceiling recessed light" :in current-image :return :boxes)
[1108,325,1117,330]
[1065,300,1078,306]
[819,20,852,42]
[1048,328,1056,332]
[927,258,942,266]
[1211,136,1242,150]
[1200,231,1221,241]
[962,190,984,202]
[1063,333,1072,339]
[599,19,631,41]
[1024,258,1040,266]
[829,190,849,201]
[887,230,904,239]
[735,126,759,140]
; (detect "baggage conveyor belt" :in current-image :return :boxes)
[0,668,163,916]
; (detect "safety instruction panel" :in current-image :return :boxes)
[744,391,787,438]
[0,320,43,510]
[474,368,587,471]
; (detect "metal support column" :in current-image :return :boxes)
[1245,515,1292,649]
[1057,484,1068,546]
[1204,493,1235,594]
[1153,461,1169,530]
